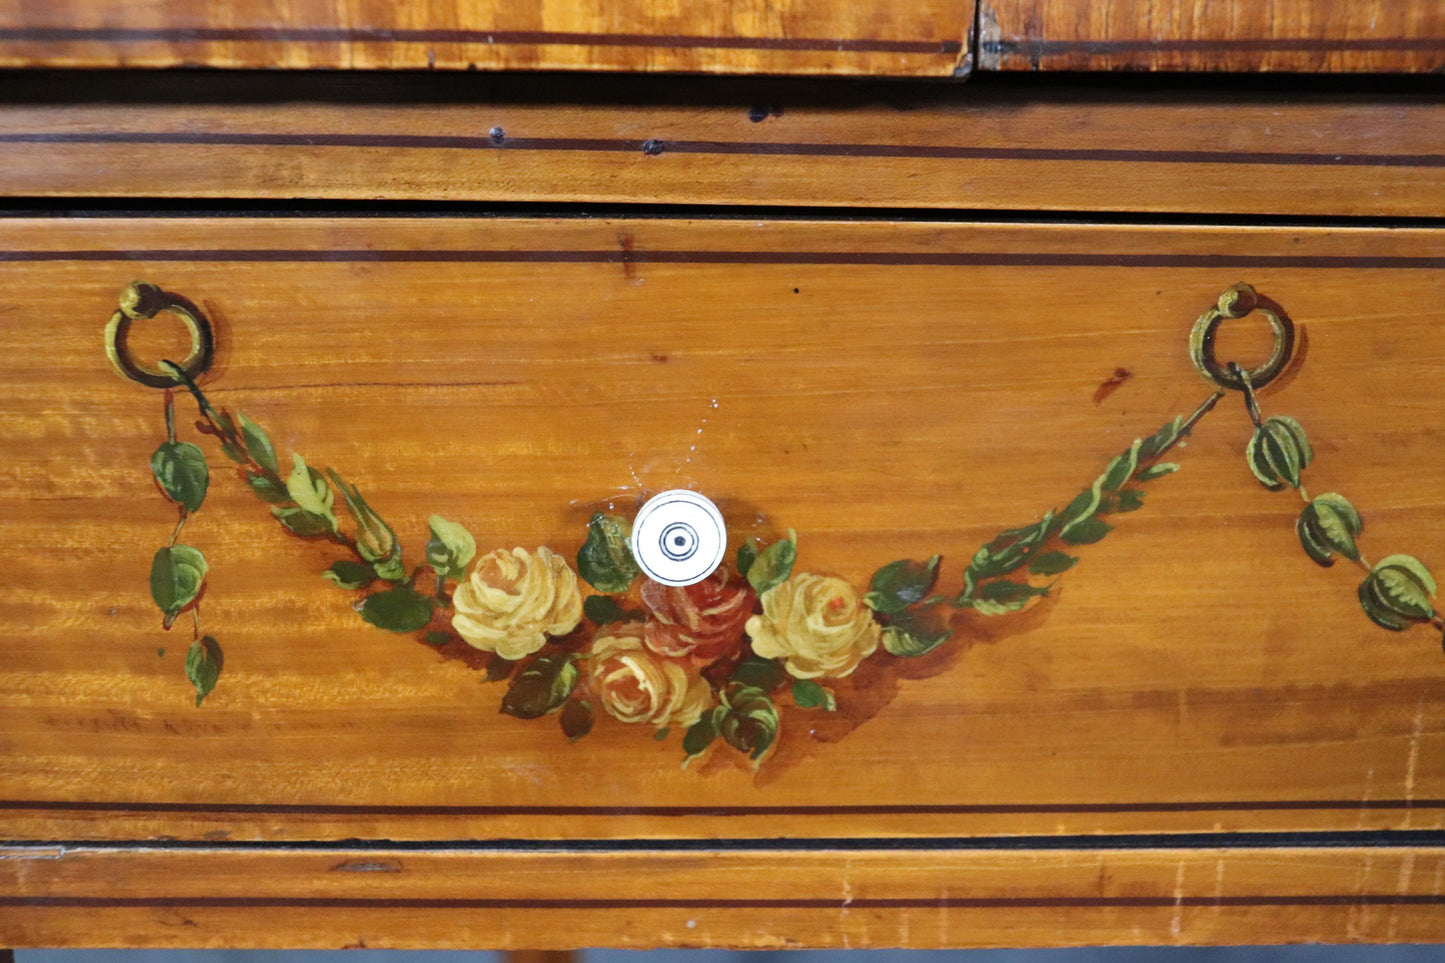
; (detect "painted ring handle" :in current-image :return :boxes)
[1188,282,1295,393]
[104,282,215,389]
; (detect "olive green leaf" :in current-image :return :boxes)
[1028,551,1078,577]
[654,727,670,741]
[1138,416,1183,461]
[483,653,515,683]
[1296,492,1363,568]
[882,606,952,657]
[791,678,837,711]
[326,469,401,581]
[577,513,640,594]
[151,441,209,513]
[682,706,726,767]
[1057,479,1106,542]
[150,544,208,629]
[864,555,940,614]
[970,513,1053,580]
[356,584,434,633]
[1113,489,1146,513]
[211,411,248,464]
[501,653,579,719]
[968,579,1049,617]
[736,540,759,578]
[185,635,223,708]
[424,630,451,647]
[246,474,290,504]
[719,685,780,764]
[425,514,477,581]
[1099,439,1143,492]
[284,454,338,534]
[1138,462,1180,481]
[235,410,278,476]
[1246,416,1312,491]
[272,506,336,538]
[1358,555,1437,630]
[747,530,797,595]
[730,655,790,693]
[1059,516,1112,546]
[583,594,643,626]
[560,699,595,743]
[321,559,376,591]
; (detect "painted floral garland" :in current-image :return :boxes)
[109,281,1444,770]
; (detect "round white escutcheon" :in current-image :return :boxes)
[631,489,728,587]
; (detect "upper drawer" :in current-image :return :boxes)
[0,0,972,76]
[979,0,1444,72]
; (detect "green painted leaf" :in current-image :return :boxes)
[327,469,398,572]
[321,559,375,591]
[483,653,515,683]
[577,513,640,594]
[150,441,209,513]
[501,653,579,719]
[1028,551,1078,576]
[185,636,223,707]
[863,555,940,614]
[1100,439,1142,492]
[1059,516,1112,546]
[357,584,434,633]
[736,541,758,577]
[747,530,797,595]
[970,514,1053,580]
[424,630,451,647]
[968,579,1049,616]
[881,607,951,656]
[653,726,670,741]
[1248,417,1311,491]
[150,544,208,629]
[791,679,836,711]
[246,474,290,504]
[1138,462,1180,481]
[1138,416,1183,461]
[1297,493,1363,568]
[682,706,724,766]
[1358,578,1414,631]
[719,685,779,764]
[730,655,789,693]
[235,410,277,476]
[583,594,642,625]
[1375,554,1437,598]
[561,699,595,742]
[272,506,336,539]
[426,514,477,581]
[1362,555,1438,623]
[1058,480,1105,541]
[1113,489,1146,513]
[283,455,338,533]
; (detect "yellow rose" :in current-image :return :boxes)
[590,627,712,729]
[451,547,583,661]
[746,573,881,679]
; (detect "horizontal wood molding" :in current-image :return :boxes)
[1,217,1443,844]
[1,844,1444,947]
[0,85,1440,216]
[0,2,972,75]
[978,0,1445,72]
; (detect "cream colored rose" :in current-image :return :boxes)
[746,573,882,679]
[451,547,583,661]
[590,627,713,729]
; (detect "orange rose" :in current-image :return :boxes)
[589,627,713,729]
[640,567,755,662]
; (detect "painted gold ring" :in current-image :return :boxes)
[1188,282,1295,392]
[103,282,215,389]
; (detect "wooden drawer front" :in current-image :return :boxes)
[0,0,971,75]
[0,81,1441,218]
[2,216,1443,845]
[979,0,1445,72]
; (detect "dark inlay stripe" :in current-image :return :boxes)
[4,895,1444,909]
[3,132,1439,169]
[984,37,1445,56]
[0,250,1441,269]
[3,799,1442,816]
[0,27,960,55]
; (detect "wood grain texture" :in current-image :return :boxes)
[0,78,1441,218]
[1,217,1444,845]
[2,844,1445,948]
[0,0,972,75]
[979,0,1445,72]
